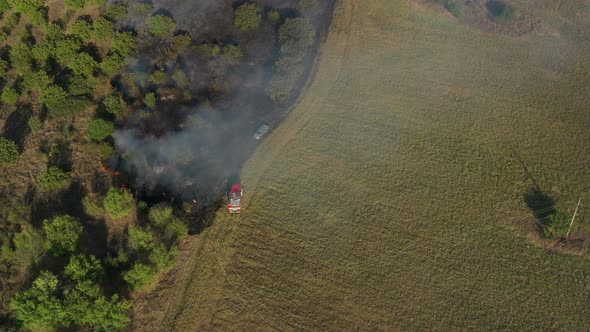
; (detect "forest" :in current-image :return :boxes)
[0,0,330,330]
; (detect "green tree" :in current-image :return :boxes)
[128,227,154,251]
[10,271,69,330]
[147,14,176,36]
[105,3,127,21]
[7,0,42,14]
[93,17,115,40]
[222,45,243,65]
[28,116,42,133]
[69,52,98,77]
[42,85,68,114]
[0,0,11,15]
[87,118,114,142]
[10,42,34,73]
[234,3,262,31]
[37,166,69,190]
[123,263,156,290]
[65,254,104,282]
[278,17,316,56]
[70,19,92,40]
[1,87,19,105]
[104,188,134,219]
[149,243,176,269]
[83,294,131,331]
[65,0,87,9]
[102,94,124,116]
[43,215,83,254]
[100,53,125,75]
[112,31,136,57]
[54,38,82,66]
[143,92,156,109]
[0,137,18,165]
[148,203,173,227]
[13,228,45,267]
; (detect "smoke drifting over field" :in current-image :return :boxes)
[112,0,334,202]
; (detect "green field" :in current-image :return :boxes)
[134,0,590,330]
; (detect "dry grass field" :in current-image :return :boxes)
[133,0,590,330]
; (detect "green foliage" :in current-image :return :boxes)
[70,19,92,40]
[88,118,114,142]
[83,196,104,218]
[150,70,167,85]
[67,74,95,97]
[128,227,155,251]
[29,8,47,26]
[49,97,92,118]
[147,14,176,36]
[103,94,124,116]
[149,243,176,269]
[69,52,98,77]
[93,17,115,40]
[440,0,463,17]
[268,18,316,103]
[54,38,82,66]
[163,218,188,243]
[234,3,262,31]
[0,59,8,78]
[65,254,104,282]
[172,69,189,88]
[171,34,191,53]
[13,228,45,267]
[37,166,68,190]
[82,294,131,331]
[7,0,42,14]
[65,0,87,9]
[143,92,156,109]
[4,12,20,32]
[105,3,127,21]
[104,188,134,219]
[267,10,280,23]
[10,42,34,73]
[100,53,126,74]
[222,45,243,65]
[0,0,11,15]
[543,211,571,238]
[21,70,51,93]
[42,85,68,114]
[112,31,136,57]
[148,203,173,227]
[211,44,221,57]
[487,1,515,20]
[10,271,68,330]
[130,1,153,15]
[28,116,42,133]
[32,42,52,65]
[123,263,156,290]
[1,87,18,105]
[43,215,83,254]
[0,137,18,164]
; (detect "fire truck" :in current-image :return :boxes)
[228,184,243,214]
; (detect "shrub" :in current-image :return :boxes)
[67,75,95,97]
[70,20,92,40]
[65,0,87,9]
[234,3,262,31]
[131,1,153,15]
[4,12,20,32]
[65,254,104,282]
[100,53,125,75]
[43,215,83,254]
[543,211,570,238]
[87,118,114,142]
[48,97,92,118]
[444,0,463,17]
[10,42,34,73]
[28,116,42,133]
[149,243,176,269]
[128,227,154,251]
[7,0,42,14]
[279,17,316,55]
[0,137,18,165]
[164,219,188,243]
[0,0,11,15]
[112,31,136,57]
[69,52,98,77]
[82,196,104,218]
[172,69,189,88]
[37,166,68,190]
[267,10,280,23]
[42,86,68,113]
[222,45,243,65]
[93,17,115,40]
[143,92,156,110]
[148,203,173,227]
[54,38,82,66]
[147,14,176,36]
[487,0,515,20]
[123,263,156,290]
[149,70,167,85]
[104,188,134,219]
[1,87,18,105]
[102,94,124,116]
[104,3,127,21]
[171,34,191,53]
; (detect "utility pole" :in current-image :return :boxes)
[566,198,581,238]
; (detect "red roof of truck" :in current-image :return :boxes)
[230,184,242,193]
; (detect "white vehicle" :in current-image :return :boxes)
[254,124,270,140]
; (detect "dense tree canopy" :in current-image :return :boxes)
[43,215,83,254]
[147,14,176,36]
[234,3,262,31]
[104,188,134,219]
